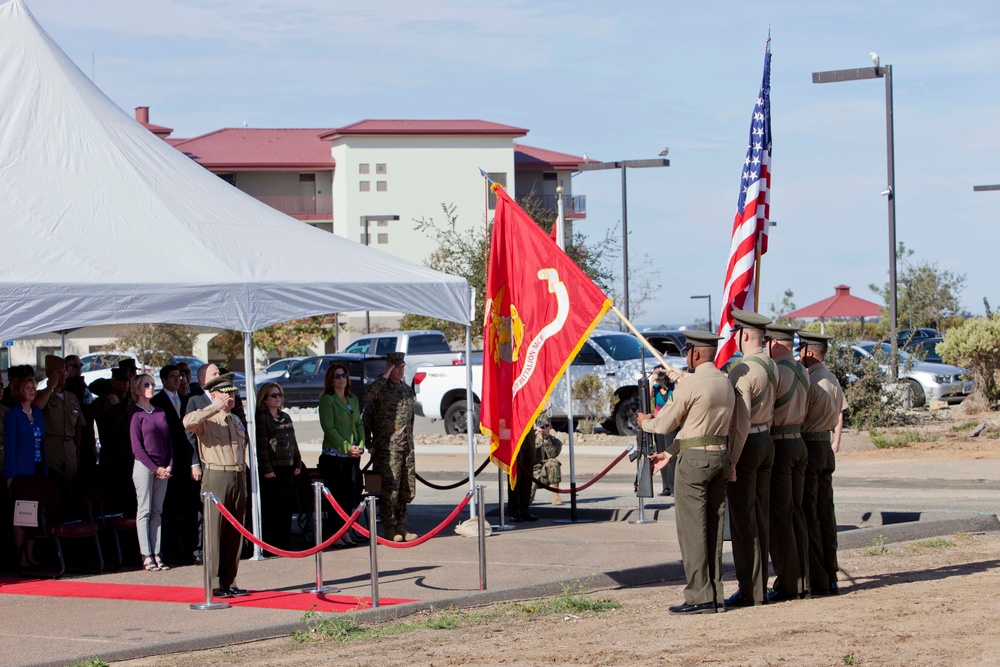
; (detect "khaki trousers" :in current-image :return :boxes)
[202,469,245,591]
[674,447,730,606]
[803,440,838,591]
[769,435,809,595]
[726,430,775,602]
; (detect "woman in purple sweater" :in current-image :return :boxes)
[129,373,173,571]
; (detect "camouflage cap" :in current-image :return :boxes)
[731,310,772,331]
[386,352,405,365]
[683,330,723,348]
[765,323,799,341]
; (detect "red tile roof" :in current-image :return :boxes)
[170,128,336,170]
[321,119,528,139]
[514,143,585,170]
[784,285,884,319]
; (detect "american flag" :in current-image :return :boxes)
[716,43,772,368]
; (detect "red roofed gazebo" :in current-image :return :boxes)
[784,285,884,334]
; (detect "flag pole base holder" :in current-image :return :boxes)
[490,524,517,531]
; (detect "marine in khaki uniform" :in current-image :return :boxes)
[637,330,750,614]
[183,373,248,598]
[35,355,84,495]
[765,323,810,601]
[364,351,418,542]
[724,311,777,607]
[798,331,847,595]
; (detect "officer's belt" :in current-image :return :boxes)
[203,463,242,472]
[802,431,832,443]
[770,424,801,435]
[677,435,728,450]
[748,424,769,434]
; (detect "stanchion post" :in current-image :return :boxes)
[303,482,340,594]
[366,494,380,608]
[190,492,229,610]
[476,485,487,591]
[491,466,516,531]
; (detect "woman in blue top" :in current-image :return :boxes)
[4,376,45,568]
[318,363,365,546]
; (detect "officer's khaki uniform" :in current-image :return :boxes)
[769,349,810,596]
[642,363,748,607]
[802,361,846,592]
[184,402,247,591]
[43,391,84,493]
[726,347,777,603]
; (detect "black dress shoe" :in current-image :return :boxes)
[521,513,539,522]
[193,556,203,566]
[766,588,797,603]
[658,489,673,497]
[212,588,233,599]
[724,591,762,607]
[228,585,249,597]
[507,514,524,523]
[669,601,718,615]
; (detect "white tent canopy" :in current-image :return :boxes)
[0,0,471,341]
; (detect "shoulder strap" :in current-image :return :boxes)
[744,355,777,407]
[774,359,809,408]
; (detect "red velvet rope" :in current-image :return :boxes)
[212,495,365,558]
[324,489,472,549]
[519,447,631,493]
[415,457,492,490]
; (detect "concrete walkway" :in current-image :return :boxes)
[3,446,999,667]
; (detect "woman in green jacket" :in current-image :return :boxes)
[318,363,365,546]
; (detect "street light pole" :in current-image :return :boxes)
[690,295,712,332]
[577,158,670,321]
[360,214,400,333]
[812,61,898,377]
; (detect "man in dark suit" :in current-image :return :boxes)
[181,363,218,563]
[152,364,198,564]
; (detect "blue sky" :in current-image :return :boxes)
[29,0,1000,326]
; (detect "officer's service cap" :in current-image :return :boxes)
[683,330,723,348]
[386,352,406,365]
[798,331,833,345]
[731,310,771,330]
[765,323,798,341]
[204,373,239,394]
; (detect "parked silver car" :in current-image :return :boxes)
[853,341,973,408]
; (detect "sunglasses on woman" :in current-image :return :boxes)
[268,392,282,398]
[332,373,347,379]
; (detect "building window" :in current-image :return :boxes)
[376,181,387,192]
[377,233,388,244]
[359,181,370,192]
[543,172,557,181]
[487,172,507,209]
[359,164,370,174]
[376,163,387,174]
[361,232,370,244]
[377,220,388,227]
[299,173,316,183]
[217,173,236,185]
[0,347,8,371]
[35,346,60,370]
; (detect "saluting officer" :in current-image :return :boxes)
[798,331,847,596]
[765,323,810,602]
[637,330,749,615]
[724,310,777,607]
[183,373,249,599]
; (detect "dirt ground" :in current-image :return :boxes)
[112,407,1000,667]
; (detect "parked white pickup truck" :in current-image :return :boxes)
[341,330,465,385]
[413,330,687,436]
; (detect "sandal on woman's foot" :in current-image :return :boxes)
[154,556,170,571]
[143,556,159,571]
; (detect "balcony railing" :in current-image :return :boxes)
[245,194,333,220]
[516,194,586,218]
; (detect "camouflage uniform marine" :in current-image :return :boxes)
[364,352,417,541]
[530,421,563,505]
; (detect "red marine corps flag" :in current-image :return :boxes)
[482,184,611,486]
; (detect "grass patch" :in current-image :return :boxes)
[293,586,619,644]
[918,538,956,548]
[843,653,857,665]
[864,534,889,556]
[69,661,109,667]
[869,429,939,448]
[950,420,979,432]
[988,431,1000,440]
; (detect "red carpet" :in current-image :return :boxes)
[0,578,414,612]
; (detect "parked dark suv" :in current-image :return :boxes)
[271,354,388,407]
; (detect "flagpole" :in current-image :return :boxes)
[556,189,580,522]
[610,305,671,369]
[753,243,762,313]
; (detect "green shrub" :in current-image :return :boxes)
[937,315,1000,411]
[572,373,615,434]
[826,340,911,429]
[869,429,939,448]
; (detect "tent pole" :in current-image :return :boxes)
[465,289,477,518]
[243,331,264,561]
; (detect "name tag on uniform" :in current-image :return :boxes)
[13,500,38,527]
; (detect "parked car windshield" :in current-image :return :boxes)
[591,334,646,361]
[858,341,912,361]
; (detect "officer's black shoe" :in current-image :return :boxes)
[193,556,203,566]
[766,588,797,603]
[507,514,524,523]
[829,583,839,595]
[668,601,718,615]
[228,585,249,597]
[521,513,539,522]
[212,588,233,599]
[724,591,762,607]
[658,488,673,497]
